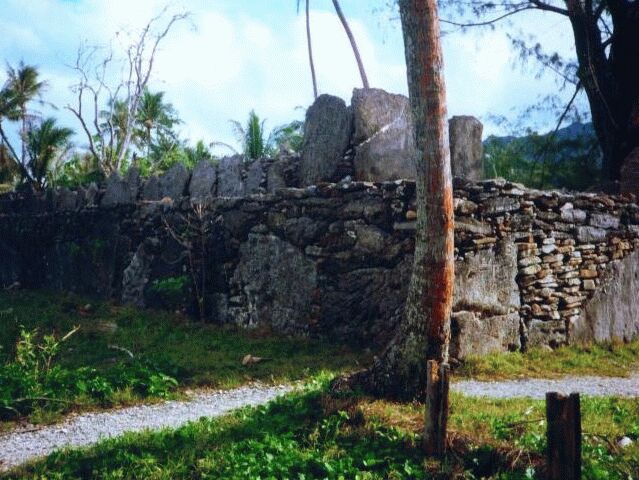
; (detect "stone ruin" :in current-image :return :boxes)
[0,88,637,360]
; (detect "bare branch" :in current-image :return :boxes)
[529,0,569,16]
[66,7,188,174]
[442,6,535,27]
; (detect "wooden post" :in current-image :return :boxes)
[424,360,450,456]
[546,392,581,480]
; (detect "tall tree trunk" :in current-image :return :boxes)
[335,0,454,411]
[331,0,370,89]
[608,1,639,175]
[398,0,454,454]
[565,0,639,183]
[20,106,28,173]
[306,0,318,99]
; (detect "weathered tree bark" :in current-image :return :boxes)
[334,0,454,413]
[305,0,318,99]
[437,0,639,184]
[331,0,370,89]
[562,0,639,183]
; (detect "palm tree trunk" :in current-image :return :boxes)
[331,0,370,89]
[306,0,318,99]
[20,106,28,171]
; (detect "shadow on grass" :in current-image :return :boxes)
[5,383,543,479]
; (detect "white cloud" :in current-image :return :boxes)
[0,0,580,150]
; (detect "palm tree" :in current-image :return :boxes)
[223,110,272,162]
[135,89,180,155]
[0,142,17,185]
[214,111,302,161]
[331,0,369,89]
[2,63,47,165]
[26,117,73,189]
[0,63,47,182]
[297,0,318,99]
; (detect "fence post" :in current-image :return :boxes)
[424,360,450,456]
[546,392,581,480]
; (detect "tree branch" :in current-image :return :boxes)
[529,0,569,15]
[442,6,534,27]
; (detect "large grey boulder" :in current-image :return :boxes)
[451,238,521,358]
[121,243,154,308]
[573,250,639,343]
[55,188,78,211]
[453,238,520,313]
[142,175,161,201]
[266,160,287,193]
[299,94,352,186]
[126,167,141,200]
[101,172,136,207]
[159,164,190,200]
[351,88,417,182]
[449,116,483,181]
[188,160,217,200]
[450,311,521,359]
[227,234,318,334]
[245,160,264,194]
[218,155,245,197]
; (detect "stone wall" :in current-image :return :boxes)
[1,174,637,358]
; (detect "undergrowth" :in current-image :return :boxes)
[0,326,177,422]
[5,378,638,479]
[0,290,366,424]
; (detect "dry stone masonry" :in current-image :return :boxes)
[0,88,637,358]
[0,173,637,359]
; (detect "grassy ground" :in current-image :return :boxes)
[457,341,639,381]
[4,378,638,479]
[0,290,366,425]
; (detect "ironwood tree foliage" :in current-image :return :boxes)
[438,0,639,183]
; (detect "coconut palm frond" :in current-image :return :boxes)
[26,117,74,188]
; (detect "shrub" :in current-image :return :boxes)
[0,326,178,420]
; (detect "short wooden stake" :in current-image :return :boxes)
[424,360,450,456]
[546,392,581,480]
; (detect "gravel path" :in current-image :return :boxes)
[0,384,292,473]
[452,374,639,399]
[2,375,637,473]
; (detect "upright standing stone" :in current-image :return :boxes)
[351,88,417,182]
[449,116,483,181]
[159,164,190,200]
[245,160,264,194]
[299,94,352,186]
[218,155,245,197]
[101,172,136,206]
[189,160,217,200]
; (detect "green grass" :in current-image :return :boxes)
[456,341,639,381]
[4,378,638,479]
[0,290,366,424]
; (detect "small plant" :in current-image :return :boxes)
[162,204,215,321]
[0,326,178,420]
[149,275,190,310]
[0,325,79,418]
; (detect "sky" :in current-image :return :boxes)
[0,0,582,153]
